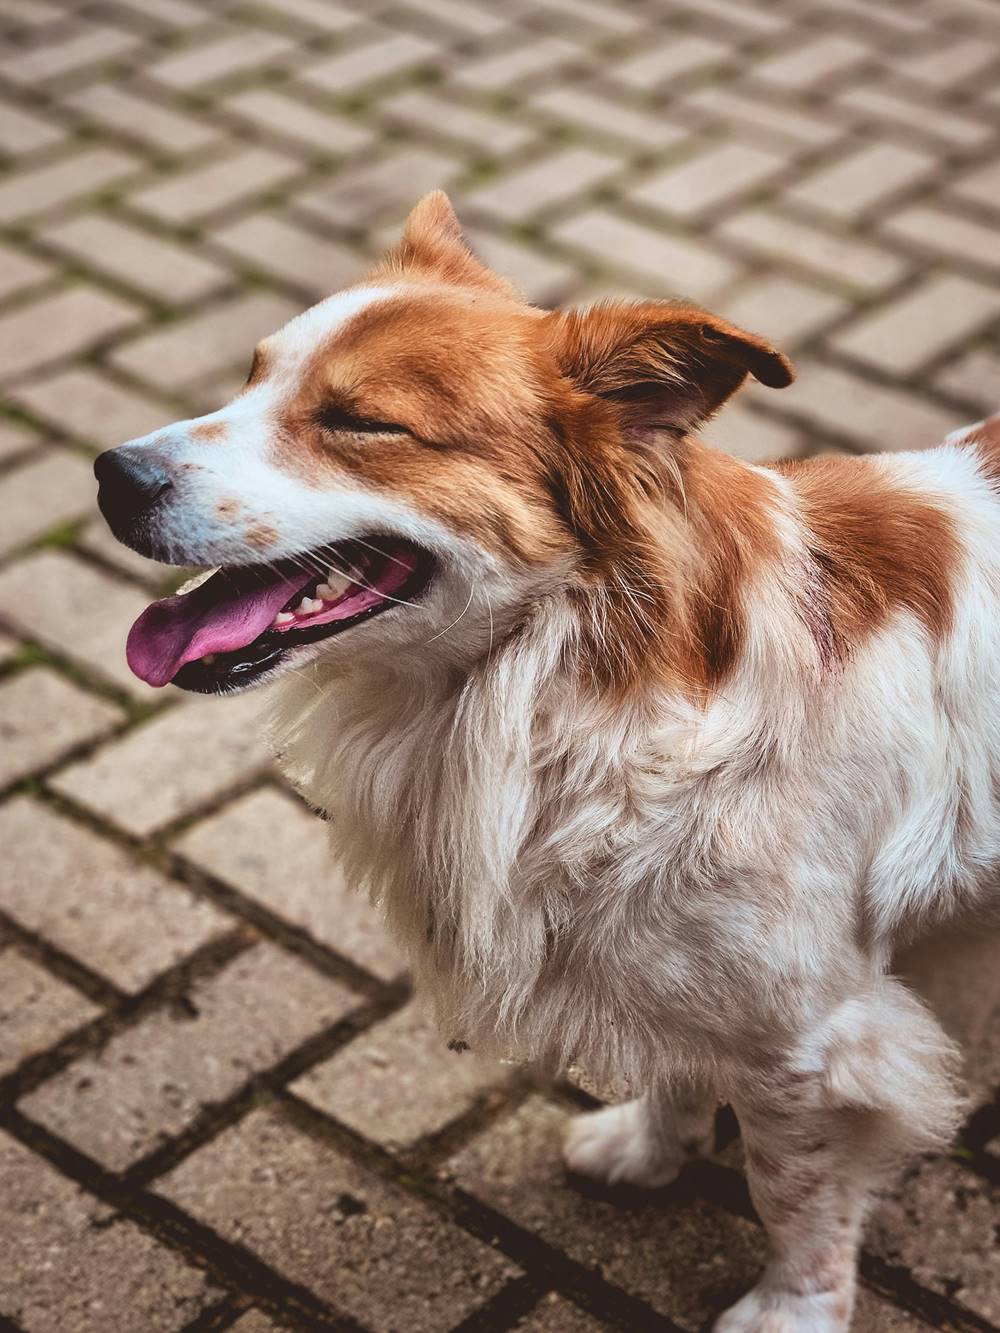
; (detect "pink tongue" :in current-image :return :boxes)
[127,568,307,687]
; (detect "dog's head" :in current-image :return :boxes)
[96,192,793,695]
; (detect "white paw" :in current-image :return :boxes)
[562,1102,682,1188]
[714,1284,853,1333]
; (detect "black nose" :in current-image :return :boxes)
[94,447,173,532]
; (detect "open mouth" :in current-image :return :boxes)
[126,537,435,694]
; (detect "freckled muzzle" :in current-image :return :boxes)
[126,538,437,694]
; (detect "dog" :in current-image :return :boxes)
[94,190,998,1332]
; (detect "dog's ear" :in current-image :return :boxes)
[378,191,518,297]
[544,300,794,435]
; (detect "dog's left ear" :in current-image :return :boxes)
[379,191,518,297]
[544,300,794,434]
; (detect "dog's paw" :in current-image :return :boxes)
[563,1101,683,1188]
[713,1284,853,1333]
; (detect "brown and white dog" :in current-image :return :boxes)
[96,192,998,1332]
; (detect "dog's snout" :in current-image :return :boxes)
[94,447,174,533]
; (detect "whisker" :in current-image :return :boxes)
[424,583,474,644]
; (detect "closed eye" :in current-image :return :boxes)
[316,402,408,436]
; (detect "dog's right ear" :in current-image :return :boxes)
[544,300,794,436]
[377,191,518,297]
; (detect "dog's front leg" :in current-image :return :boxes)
[563,1077,717,1188]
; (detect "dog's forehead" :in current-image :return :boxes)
[259,284,404,378]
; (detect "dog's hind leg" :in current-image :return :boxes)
[563,1077,717,1188]
[716,982,963,1333]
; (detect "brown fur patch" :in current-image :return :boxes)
[245,520,278,549]
[191,420,228,442]
[963,415,1000,491]
[774,453,958,656]
[215,497,241,519]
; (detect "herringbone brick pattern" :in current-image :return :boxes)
[1,1,999,1329]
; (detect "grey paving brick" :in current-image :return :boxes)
[934,348,1000,412]
[0,98,64,154]
[786,143,937,219]
[530,87,687,151]
[174,786,401,979]
[721,275,848,347]
[831,274,1000,377]
[464,227,577,304]
[301,30,436,93]
[294,146,459,228]
[50,692,272,836]
[631,142,786,219]
[681,86,843,148]
[703,399,804,463]
[65,83,220,153]
[897,37,999,88]
[752,34,869,88]
[838,85,994,148]
[615,35,733,89]
[110,292,298,390]
[717,208,908,291]
[778,360,956,451]
[453,36,579,90]
[467,147,620,222]
[149,28,296,88]
[39,213,228,303]
[0,949,99,1075]
[0,285,140,384]
[211,211,364,295]
[0,148,140,223]
[883,204,1000,274]
[0,550,160,697]
[131,147,301,223]
[0,796,225,991]
[383,87,534,154]
[0,242,50,302]
[292,999,505,1146]
[9,367,175,451]
[21,943,356,1169]
[0,24,140,83]
[952,160,1000,216]
[514,1293,606,1332]
[552,207,739,301]
[222,87,375,155]
[0,419,39,464]
[0,1131,218,1331]
[160,1105,517,1329]
[0,449,95,556]
[0,668,121,787]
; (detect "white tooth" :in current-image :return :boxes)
[274,611,294,625]
[297,596,323,615]
[325,569,351,597]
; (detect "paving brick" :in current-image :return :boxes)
[399,0,508,35]
[449,1095,767,1328]
[530,87,686,151]
[160,1105,517,1329]
[0,147,140,223]
[9,367,174,451]
[897,37,999,88]
[552,207,739,301]
[513,1293,605,1332]
[0,418,39,464]
[753,34,869,88]
[382,87,533,154]
[717,208,908,291]
[534,0,640,33]
[263,0,358,31]
[631,142,785,219]
[223,87,374,155]
[50,692,272,835]
[0,668,121,787]
[615,35,733,89]
[294,146,459,228]
[464,227,577,304]
[40,213,228,303]
[229,1314,283,1333]
[174,786,401,979]
[0,796,225,991]
[0,1131,217,1331]
[832,275,1000,377]
[292,999,504,1147]
[131,147,300,223]
[721,275,848,347]
[935,348,1000,412]
[65,83,220,153]
[0,97,64,154]
[679,86,842,149]
[22,943,355,1169]
[869,1157,1000,1323]
[453,36,579,90]
[212,211,363,295]
[0,242,50,302]
[0,550,159,696]
[837,85,994,149]
[778,360,956,452]
[149,28,296,88]
[702,399,804,463]
[467,147,620,222]
[883,204,1000,274]
[786,143,937,219]
[0,949,99,1075]
[673,0,787,31]
[952,161,1000,216]
[0,24,140,83]
[110,292,298,390]
[301,31,436,92]
[111,0,211,26]
[0,285,140,384]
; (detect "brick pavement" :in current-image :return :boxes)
[0,0,999,1329]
